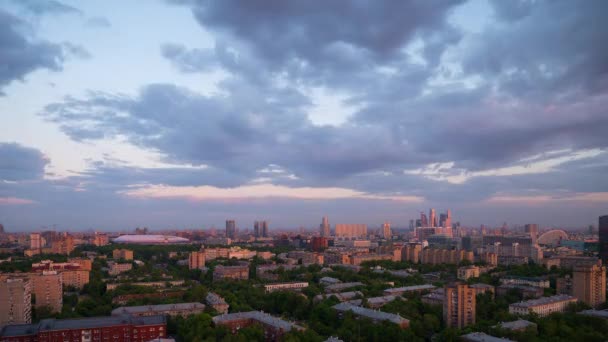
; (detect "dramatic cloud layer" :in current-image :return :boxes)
[1,0,607,230]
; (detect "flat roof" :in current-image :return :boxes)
[510,295,576,308]
[112,303,205,315]
[579,309,608,319]
[497,319,536,330]
[461,332,514,342]
[384,284,436,293]
[1,315,166,337]
[332,303,408,325]
[212,311,300,331]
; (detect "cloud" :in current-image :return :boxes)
[0,9,67,93]
[8,0,82,16]
[0,143,49,181]
[121,183,423,202]
[0,197,36,205]
[85,16,111,28]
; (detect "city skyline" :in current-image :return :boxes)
[1,1,607,231]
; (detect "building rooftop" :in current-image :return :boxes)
[332,303,408,326]
[1,315,166,337]
[578,309,608,319]
[319,276,341,284]
[501,275,547,281]
[212,311,301,331]
[325,282,365,292]
[383,284,436,294]
[366,295,397,306]
[111,303,205,316]
[470,283,494,289]
[206,292,227,305]
[497,319,537,330]
[461,332,514,342]
[510,295,576,309]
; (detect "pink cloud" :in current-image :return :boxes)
[0,197,36,205]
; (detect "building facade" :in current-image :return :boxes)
[573,264,606,308]
[509,295,577,317]
[0,278,32,326]
[188,251,206,270]
[443,283,476,329]
[31,271,63,313]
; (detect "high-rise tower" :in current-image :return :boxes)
[599,216,608,263]
[225,220,236,239]
[320,216,330,237]
[382,222,391,239]
[429,209,437,227]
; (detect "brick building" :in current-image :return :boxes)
[212,311,303,341]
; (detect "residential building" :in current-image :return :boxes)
[383,284,436,296]
[461,332,514,342]
[470,283,495,298]
[332,302,409,328]
[458,266,480,280]
[111,303,205,317]
[497,284,544,299]
[212,311,303,341]
[509,295,577,317]
[206,292,229,314]
[325,282,364,293]
[31,271,62,313]
[213,265,249,281]
[311,237,329,252]
[254,221,269,238]
[500,276,549,288]
[497,319,537,332]
[334,224,367,240]
[401,244,423,263]
[382,222,391,239]
[93,232,109,246]
[188,251,206,270]
[109,262,133,276]
[264,282,308,293]
[314,291,363,304]
[0,278,32,326]
[573,264,606,307]
[113,249,134,261]
[444,283,476,329]
[420,249,473,265]
[61,270,90,289]
[350,253,393,265]
[0,314,166,342]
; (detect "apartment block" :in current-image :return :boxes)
[444,283,476,329]
[0,278,32,326]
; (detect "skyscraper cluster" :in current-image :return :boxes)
[254,221,269,238]
[415,208,451,228]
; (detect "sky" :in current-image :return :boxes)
[0,0,607,232]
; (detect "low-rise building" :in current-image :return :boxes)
[319,277,341,285]
[108,262,133,276]
[500,276,549,288]
[213,265,249,281]
[458,266,480,280]
[0,314,166,342]
[497,284,544,299]
[332,302,409,328]
[461,332,514,342]
[111,303,205,317]
[470,283,495,298]
[264,282,308,293]
[383,284,436,296]
[314,291,363,304]
[212,311,303,342]
[206,292,229,314]
[325,282,364,293]
[496,319,537,332]
[509,295,577,317]
[112,249,134,260]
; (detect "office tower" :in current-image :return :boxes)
[320,216,330,237]
[409,220,415,230]
[420,213,428,227]
[226,220,236,239]
[189,251,206,270]
[525,224,539,244]
[429,209,436,227]
[573,264,606,308]
[440,214,447,228]
[445,209,452,229]
[382,222,391,239]
[599,216,608,263]
[444,283,476,329]
[254,221,261,238]
[0,224,4,233]
[30,233,41,250]
[335,224,367,239]
[31,271,63,313]
[0,278,32,326]
[261,221,269,238]
[415,219,422,228]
